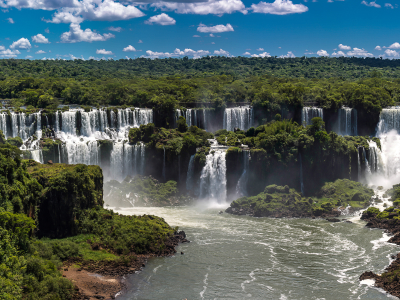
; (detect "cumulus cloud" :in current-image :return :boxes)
[138,40,143,43]
[32,33,50,43]
[317,49,329,56]
[347,47,373,57]
[144,13,175,25]
[385,3,394,8]
[214,48,232,56]
[197,23,234,33]
[35,50,46,54]
[143,48,210,59]
[375,45,382,50]
[280,51,295,58]
[6,17,13,23]
[150,0,247,15]
[332,51,346,57]
[107,26,122,32]
[361,1,381,8]
[10,38,31,49]
[388,42,400,49]
[123,45,137,52]
[25,55,33,59]
[384,49,400,57]
[96,49,113,54]
[256,47,264,51]
[0,49,20,58]
[251,52,271,57]
[60,23,115,43]
[251,0,308,15]
[338,44,351,50]
[45,0,144,23]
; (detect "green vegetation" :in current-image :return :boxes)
[228,179,374,217]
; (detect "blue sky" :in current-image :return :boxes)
[1,0,400,60]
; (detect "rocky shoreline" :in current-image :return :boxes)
[66,231,189,300]
[359,209,400,297]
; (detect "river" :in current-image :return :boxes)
[114,204,398,300]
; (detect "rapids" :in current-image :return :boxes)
[115,206,398,300]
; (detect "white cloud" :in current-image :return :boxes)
[251,0,308,15]
[243,51,251,55]
[384,49,399,57]
[6,17,13,23]
[347,47,373,57]
[197,23,234,33]
[361,1,381,8]
[35,50,46,54]
[385,3,394,8]
[0,49,20,58]
[96,49,113,55]
[0,46,5,51]
[46,0,144,23]
[144,13,175,25]
[338,44,351,50]
[143,48,210,59]
[150,0,247,15]
[280,51,295,58]
[107,26,122,32]
[388,42,400,49]
[251,52,271,57]
[25,55,33,59]
[138,40,143,43]
[10,38,31,49]
[256,47,264,51]
[332,51,346,57]
[45,28,49,33]
[375,45,382,50]
[123,45,137,52]
[317,49,329,56]
[60,23,115,43]
[193,35,201,37]
[32,33,50,43]
[214,48,232,56]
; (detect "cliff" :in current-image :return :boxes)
[27,161,103,238]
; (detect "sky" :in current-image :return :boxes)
[1,0,400,60]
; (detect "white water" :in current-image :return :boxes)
[337,107,358,136]
[186,154,195,192]
[301,107,323,126]
[176,109,198,127]
[199,139,228,203]
[223,106,253,132]
[235,150,250,198]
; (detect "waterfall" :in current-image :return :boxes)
[110,141,146,182]
[301,107,323,126]
[199,140,227,202]
[299,153,304,195]
[186,154,195,191]
[0,112,7,137]
[162,147,166,182]
[337,107,357,136]
[223,106,253,132]
[357,148,361,181]
[235,150,250,198]
[363,148,371,175]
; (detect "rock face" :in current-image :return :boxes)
[360,206,400,297]
[28,162,103,238]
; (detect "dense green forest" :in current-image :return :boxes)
[0,57,400,115]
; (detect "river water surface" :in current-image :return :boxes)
[113,205,399,300]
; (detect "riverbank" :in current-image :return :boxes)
[63,231,189,300]
[360,207,400,297]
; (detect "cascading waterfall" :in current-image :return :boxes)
[176,109,198,127]
[299,153,304,195]
[223,106,253,132]
[301,107,323,126]
[235,150,250,198]
[357,148,361,181]
[0,112,7,137]
[186,154,195,192]
[199,139,227,203]
[162,147,166,182]
[337,107,357,136]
